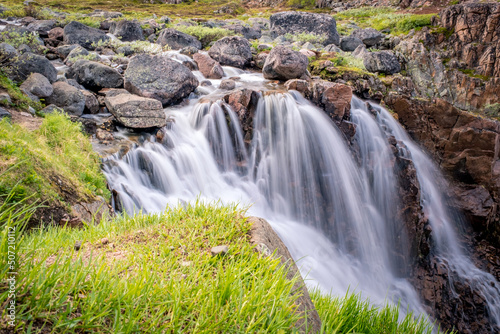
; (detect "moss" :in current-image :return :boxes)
[457,68,490,81]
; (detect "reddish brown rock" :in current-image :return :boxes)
[223,88,259,144]
[193,53,224,79]
[48,27,64,40]
[310,80,352,121]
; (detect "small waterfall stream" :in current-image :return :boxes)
[102,61,500,331]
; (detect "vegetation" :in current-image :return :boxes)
[311,289,446,334]
[0,30,41,49]
[0,72,42,111]
[0,112,109,207]
[482,103,500,120]
[176,25,236,47]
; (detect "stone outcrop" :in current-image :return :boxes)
[248,216,322,333]
[105,93,166,128]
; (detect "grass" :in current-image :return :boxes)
[284,32,327,45]
[0,112,109,208]
[0,72,43,111]
[0,201,309,332]
[175,25,236,47]
[334,7,435,35]
[311,289,446,334]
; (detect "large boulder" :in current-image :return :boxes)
[124,54,198,106]
[351,28,384,47]
[109,20,144,42]
[193,53,224,79]
[27,20,56,37]
[20,73,53,98]
[46,81,85,116]
[6,52,57,83]
[363,51,401,75]
[0,43,18,62]
[225,24,262,40]
[105,93,166,128]
[67,59,124,91]
[270,11,339,46]
[63,21,110,50]
[340,36,363,52]
[262,46,308,81]
[157,28,201,50]
[208,36,252,68]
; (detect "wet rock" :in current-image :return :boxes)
[193,53,224,79]
[96,128,114,141]
[219,79,236,90]
[210,245,229,256]
[20,73,53,98]
[105,93,166,128]
[223,88,259,144]
[270,11,339,46]
[208,36,252,69]
[157,28,201,50]
[67,60,124,91]
[63,21,110,50]
[340,36,363,52]
[262,46,308,81]
[124,54,198,106]
[363,51,401,75]
[310,80,352,121]
[351,28,384,47]
[6,52,57,83]
[284,79,310,96]
[46,82,85,116]
[109,19,144,42]
[180,46,199,56]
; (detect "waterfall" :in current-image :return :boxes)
[102,63,500,331]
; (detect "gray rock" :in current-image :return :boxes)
[323,44,342,53]
[193,53,224,79]
[46,81,86,116]
[352,44,368,59]
[6,52,57,83]
[56,44,79,59]
[210,245,229,256]
[302,42,315,50]
[81,90,99,114]
[67,60,124,91]
[340,36,363,52]
[124,54,198,106]
[225,24,261,40]
[109,20,144,42]
[363,51,401,75]
[63,21,110,50]
[89,10,123,19]
[160,16,171,24]
[270,11,339,46]
[0,107,11,120]
[105,93,166,128]
[20,73,53,98]
[180,46,199,56]
[259,36,273,43]
[351,28,384,47]
[0,42,18,61]
[40,104,61,115]
[0,92,12,105]
[157,28,201,50]
[262,46,308,81]
[219,79,235,90]
[17,44,32,54]
[64,45,89,62]
[208,36,252,69]
[27,20,56,37]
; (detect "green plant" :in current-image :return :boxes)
[287,0,315,9]
[176,25,235,47]
[0,30,41,49]
[483,103,500,119]
[0,72,42,111]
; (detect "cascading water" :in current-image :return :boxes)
[102,57,500,331]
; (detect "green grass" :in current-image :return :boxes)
[175,25,236,47]
[0,72,43,111]
[311,289,447,334]
[0,112,109,208]
[1,201,309,332]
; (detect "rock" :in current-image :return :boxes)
[0,43,18,61]
[254,53,268,69]
[208,36,252,69]
[363,51,401,75]
[74,240,82,251]
[6,52,57,83]
[310,80,352,121]
[270,11,339,46]
[223,88,259,142]
[248,216,322,333]
[323,44,341,53]
[105,93,166,128]
[96,128,114,141]
[124,54,198,106]
[262,46,308,81]
[180,46,199,56]
[46,82,86,116]
[101,237,109,245]
[219,79,236,90]
[285,79,310,96]
[0,93,12,105]
[40,104,61,115]
[82,90,99,114]
[0,107,11,120]
[64,45,89,62]
[210,245,229,256]
[200,80,212,87]
[351,28,384,47]
[352,44,368,59]
[48,27,64,40]
[109,20,144,42]
[302,42,315,50]
[68,60,124,91]
[63,21,110,50]
[225,24,262,40]
[56,44,79,59]
[20,73,53,98]
[299,49,316,58]
[157,28,201,50]
[27,20,56,37]
[340,36,363,52]
[17,44,32,54]
[193,53,224,79]
[89,9,123,19]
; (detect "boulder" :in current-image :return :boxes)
[6,52,57,83]
[81,90,99,114]
[157,28,201,50]
[310,80,352,121]
[0,107,11,120]
[363,51,401,75]
[109,20,144,42]
[262,46,308,81]
[56,44,79,59]
[208,36,252,68]
[351,28,384,47]
[284,79,310,96]
[64,45,89,62]
[67,60,124,90]
[0,42,18,62]
[193,53,224,79]
[124,54,198,106]
[225,24,262,40]
[324,44,341,53]
[270,11,339,46]
[220,79,236,90]
[105,93,166,128]
[63,21,110,50]
[27,20,56,37]
[20,73,53,98]
[46,81,85,116]
[340,36,363,52]
[48,27,64,40]
[352,44,368,59]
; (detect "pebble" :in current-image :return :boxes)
[74,240,82,251]
[211,245,229,256]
